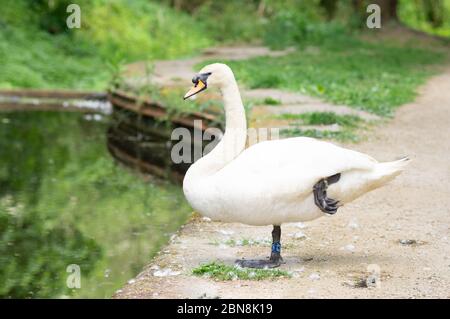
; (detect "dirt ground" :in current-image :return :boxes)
[114,61,450,299]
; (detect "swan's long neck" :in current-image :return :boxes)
[185,77,247,182]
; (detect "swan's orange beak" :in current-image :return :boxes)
[183,80,207,100]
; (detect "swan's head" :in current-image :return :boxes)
[183,63,234,100]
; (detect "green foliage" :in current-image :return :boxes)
[161,0,326,44]
[28,0,75,34]
[227,36,445,116]
[263,13,346,49]
[399,0,450,38]
[0,26,110,89]
[81,1,212,62]
[3,0,448,93]
[192,262,290,281]
[0,0,213,89]
[180,0,344,49]
[193,0,264,42]
[0,112,190,297]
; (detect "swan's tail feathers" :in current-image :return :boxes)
[335,157,410,205]
[372,156,410,187]
[382,156,410,173]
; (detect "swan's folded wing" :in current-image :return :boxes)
[213,137,377,200]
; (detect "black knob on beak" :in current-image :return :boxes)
[192,75,200,85]
[192,72,212,85]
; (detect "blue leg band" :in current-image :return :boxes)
[272,242,281,253]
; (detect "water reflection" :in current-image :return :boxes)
[0,111,190,298]
[106,106,222,183]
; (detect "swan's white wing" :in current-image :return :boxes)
[213,137,377,200]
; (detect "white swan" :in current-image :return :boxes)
[183,63,409,268]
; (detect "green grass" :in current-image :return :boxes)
[274,112,365,142]
[0,27,109,90]
[192,262,290,281]
[281,127,360,143]
[223,35,446,116]
[262,97,282,105]
[278,112,368,142]
[0,0,212,89]
[277,112,363,127]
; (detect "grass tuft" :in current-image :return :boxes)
[262,97,282,105]
[281,127,360,143]
[192,262,290,281]
[277,112,363,127]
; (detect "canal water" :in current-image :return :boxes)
[0,111,191,298]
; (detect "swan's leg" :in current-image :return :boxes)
[313,173,341,215]
[269,225,283,263]
[235,225,284,269]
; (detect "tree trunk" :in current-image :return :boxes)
[372,0,398,22]
[319,0,338,20]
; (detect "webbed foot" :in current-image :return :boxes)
[313,173,341,215]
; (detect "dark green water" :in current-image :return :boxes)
[0,111,190,298]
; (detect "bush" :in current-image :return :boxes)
[193,0,265,42]
[264,10,348,49]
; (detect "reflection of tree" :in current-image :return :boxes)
[0,197,101,298]
[0,112,102,298]
[0,113,53,203]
